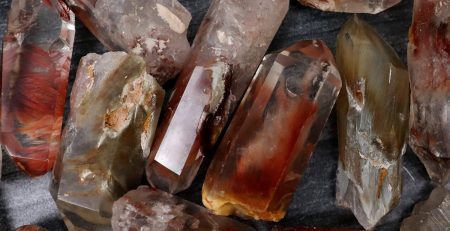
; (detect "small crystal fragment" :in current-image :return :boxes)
[112,186,254,231]
[202,40,342,221]
[1,0,75,176]
[408,0,450,185]
[63,0,191,84]
[16,225,47,231]
[335,16,410,230]
[146,0,289,194]
[400,186,450,231]
[51,52,165,230]
[297,0,401,13]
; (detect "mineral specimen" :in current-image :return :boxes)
[202,40,342,221]
[1,0,75,176]
[63,0,191,84]
[50,52,165,230]
[146,0,289,194]
[400,186,450,231]
[335,16,410,230]
[408,0,450,185]
[15,225,48,231]
[297,0,401,14]
[111,186,254,231]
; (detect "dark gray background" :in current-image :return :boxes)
[0,0,436,230]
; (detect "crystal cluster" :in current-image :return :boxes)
[146,0,290,194]
[63,0,191,84]
[1,0,75,176]
[297,0,401,14]
[51,52,164,230]
[111,186,254,231]
[408,0,450,185]
[202,40,342,221]
[400,186,450,231]
[335,16,410,230]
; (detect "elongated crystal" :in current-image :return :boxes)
[112,186,254,231]
[202,40,342,221]
[297,0,401,13]
[51,52,165,230]
[63,0,191,84]
[1,0,75,176]
[146,0,289,194]
[408,0,450,185]
[335,16,410,230]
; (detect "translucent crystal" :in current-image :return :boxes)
[408,0,450,185]
[297,0,401,13]
[335,16,410,230]
[1,0,75,176]
[51,52,165,230]
[146,0,289,194]
[202,40,342,221]
[111,186,254,231]
[63,0,191,84]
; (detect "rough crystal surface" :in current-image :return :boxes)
[400,186,450,231]
[408,0,450,185]
[335,16,410,230]
[146,0,289,194]
[15,225,48,231]
[111,186,254,231]
[51,52,165,230]
[202,40,342,221]
[63,0,191,84]
[1,0,75,176]
[297,0,401,13]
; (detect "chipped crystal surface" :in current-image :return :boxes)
[1,0,75,176]
[297,0,401,13]
[335,16,410,230]
[202,40,342,221]
[51,52,165,230]
[63,0,192,83]
[111,186,254,231]
[146,0,289,194]
[400,186,450,231]
[408,0,450,185]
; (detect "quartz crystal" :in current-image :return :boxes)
[63,0,191,84]
[16,225,47,231]
[400,186,450,231]
[297,0,401,14]
[146,0,289,194]
[1,0,75,176]
[111,186,254,231]
[408,0,450,185]
[335,16,410,230]
[50,52,165,230]
[202,40,342,221]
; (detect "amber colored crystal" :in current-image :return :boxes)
[335,16,410,230]
[202,40,342,221]
[63,0,191,84]
[51,52,164,230]
[408,0,450,185]
[112,186,255,231]
[146,0,289,194]
[297,0,401,14]
[1,0,75,176]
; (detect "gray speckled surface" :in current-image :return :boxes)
[0,0,436,230]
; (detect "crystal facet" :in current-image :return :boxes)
[51,52,164,230]
[297,0,401,14]
[63,0,191,84]
[400,186,450,231]
[146,0,289,194]
[111,186,255,231]
[1,0,75,176]
[202,40,342,221]
[335,16,410,230]
[408,0,450,185]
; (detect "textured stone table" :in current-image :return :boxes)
[0,0,435,230]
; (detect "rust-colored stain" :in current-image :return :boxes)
[377,168,388,199]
